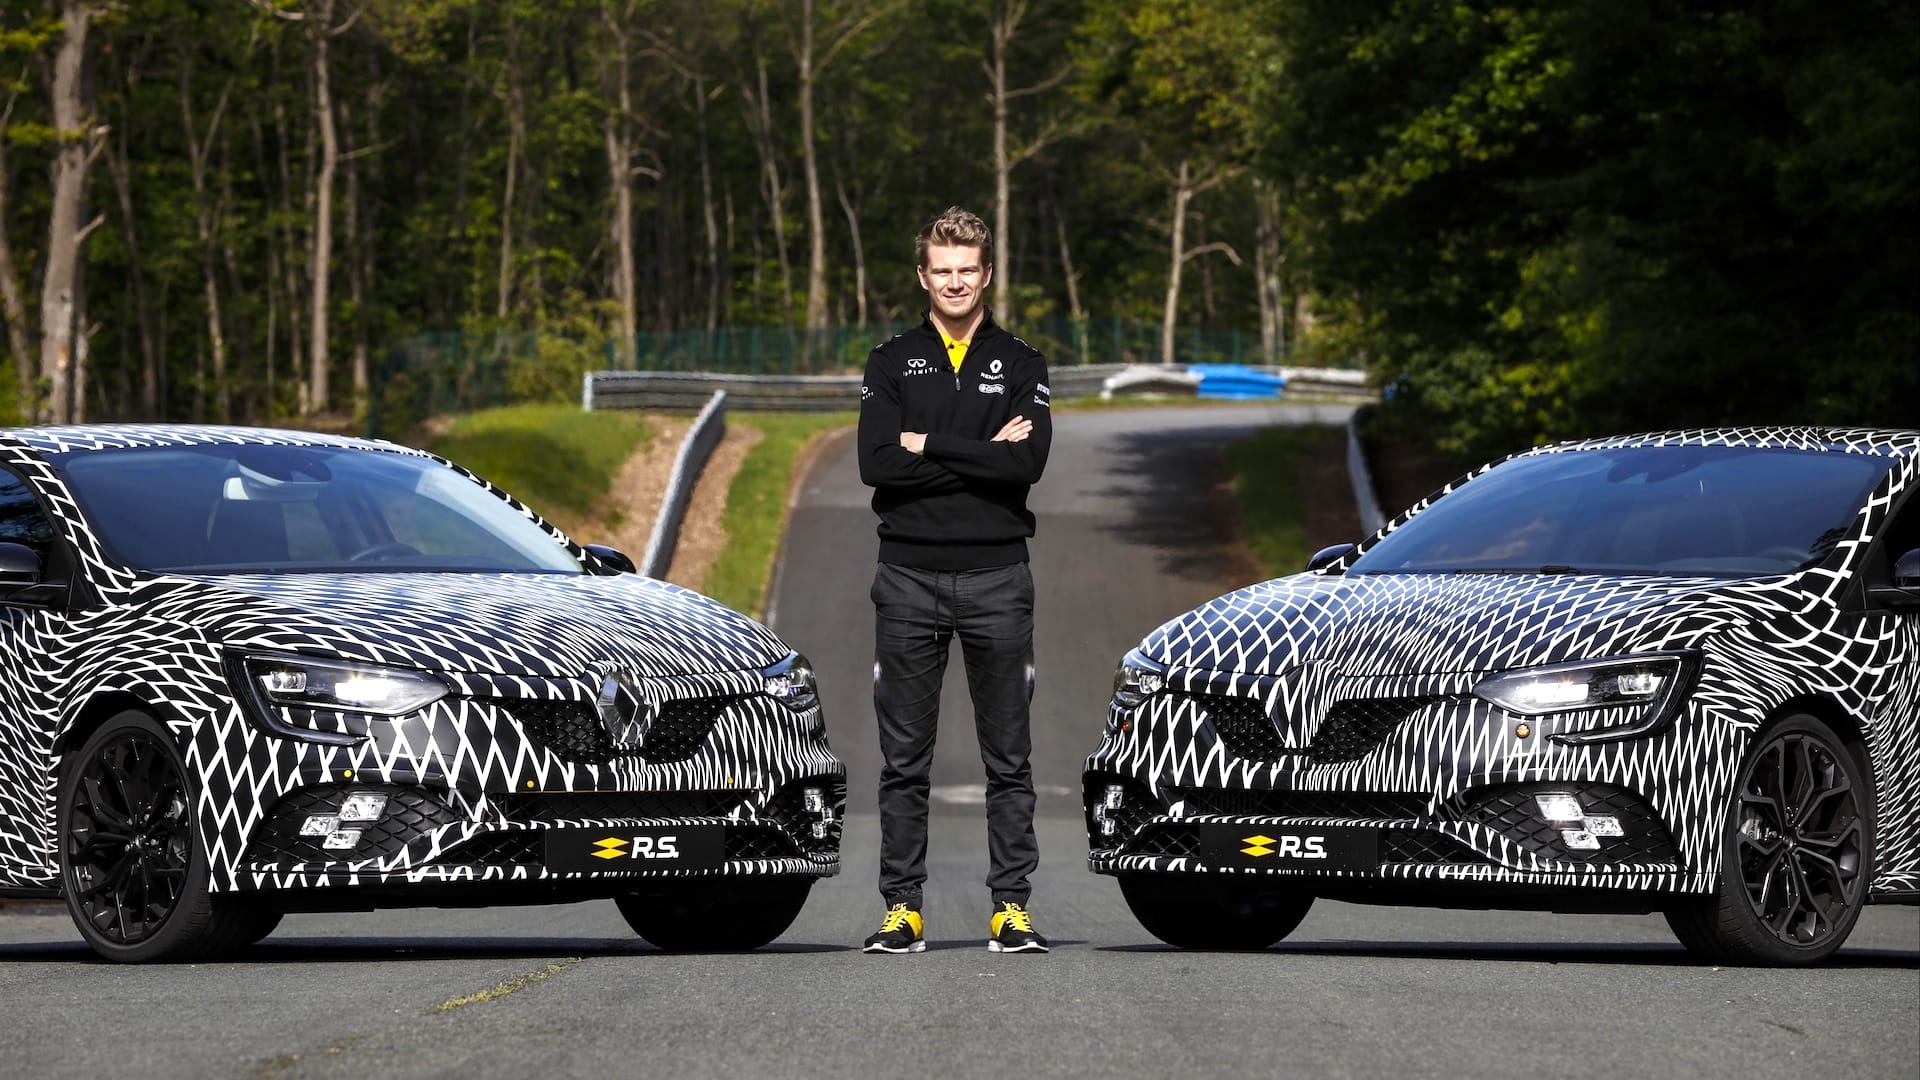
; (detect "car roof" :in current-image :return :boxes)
[0,423,428,458]
[1532,426,1919,460]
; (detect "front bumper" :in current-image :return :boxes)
[204,665,848,892]
[1083,674,1734,895]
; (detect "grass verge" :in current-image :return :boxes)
[1222,425,1330,578]
[703,411,856,618]
[425,404,650,534]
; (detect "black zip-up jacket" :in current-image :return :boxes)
[857,311,1052,570]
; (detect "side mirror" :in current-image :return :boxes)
[1306,542,1358,573]
[583,543,637,575]
[1867,548,1920,611]
[1896,548,1920,588]
[0,541,41,584]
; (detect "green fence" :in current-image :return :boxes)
[370,319,1339,437]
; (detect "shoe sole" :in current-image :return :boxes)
[986,940,1048,953]
[864,941,927,953]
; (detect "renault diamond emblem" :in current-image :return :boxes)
[595,671,653,749]
[591,837,629,860]
[1241,834,1276,857]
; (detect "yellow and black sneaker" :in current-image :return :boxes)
[987,901,1048,953]
[863,903,926,954]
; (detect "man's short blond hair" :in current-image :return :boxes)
[915,206,992,267]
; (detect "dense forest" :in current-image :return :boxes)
[0,0,1913,456]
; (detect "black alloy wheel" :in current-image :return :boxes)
[617,876,814,951]
[1666,713,1873,966]
[1118,875,1314,950]
[59,710,267,962]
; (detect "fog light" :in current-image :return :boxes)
[1561,829,1600,851]
[1534,793,1585,824]
[337,792,389,824]
[1585,814,1624,837]
[811,822,828,839]
[323,829,363,850]
[300,814,338,836]
[803,787,825,813]
[1104,784,1125,810]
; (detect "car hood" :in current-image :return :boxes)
[1140,571,1793,677]
[158,572,790,679]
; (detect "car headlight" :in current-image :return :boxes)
[1473,652,1699,744]
[762,651,819,713]
[240,652,450,716]
[1111,648,1168,710]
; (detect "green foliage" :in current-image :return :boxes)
[425,404,651,530]
[1263,0,1919,459]
[703,411,854,618]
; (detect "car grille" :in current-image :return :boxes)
[503,695,739,765]
[1178,692,1285,760]
[1452,783,1678,865]
[244,784,460,865]
[1126,823,1203,860]
[1308,697,1443,763]
[1173,788,1428,820]
[496,790,747,824]
[508,699,619,764]
[1380,829,1483,864]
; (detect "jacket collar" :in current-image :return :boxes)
[919,307,1000,343]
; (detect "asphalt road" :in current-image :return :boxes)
[2,404,1915,1079]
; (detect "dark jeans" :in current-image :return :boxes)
[871,561,1037,909]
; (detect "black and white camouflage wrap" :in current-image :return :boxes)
[1085,427,1919,902]
[0,424,844,899]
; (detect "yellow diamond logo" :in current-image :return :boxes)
[1241,834,1276,857]
[591,837,629,861]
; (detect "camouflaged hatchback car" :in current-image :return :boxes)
[1086,428,1919,965]
[0,424,844,961]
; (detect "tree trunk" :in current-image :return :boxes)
[38,0,106,426]
[1253,177,1283,365]
[798,0,828,355]
[988,3,1017,313]
[1159,161,1192,366]
[742,51,793,340]
[497,13,525,321]
[696,75,721,333]
[179,62,233,421]
[833,171,868,327]
[307,0,338,416]
[0,91,37,413]
[601,3,636,365]
[102,143,158,418]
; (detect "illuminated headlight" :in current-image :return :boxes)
[762,651,820,712]
[1472,652,1698,745]
[240,652,448,716]
[1111,648,1168,710]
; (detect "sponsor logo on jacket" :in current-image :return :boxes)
[978,383,1007,395]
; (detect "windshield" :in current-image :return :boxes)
[1347,444,1893,578]
[50,442,585,575]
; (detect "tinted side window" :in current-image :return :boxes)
[0,468,57,560]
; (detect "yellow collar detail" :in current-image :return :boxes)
[938,328,969,372]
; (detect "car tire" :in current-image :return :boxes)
[1665,713,1874,966]
[1118,875,1313,950]
[58,709,264,963]
[616,876,814,951]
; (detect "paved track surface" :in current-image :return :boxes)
[2,404,1915,1079]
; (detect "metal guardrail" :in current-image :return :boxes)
[583,364,1369,413]
[639,390,727,578]
[1347,406,1386,536]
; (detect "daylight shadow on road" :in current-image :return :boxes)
[1088,424,1265,584]
[1097,940,1920,968]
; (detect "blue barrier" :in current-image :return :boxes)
[1188,364,1286,400]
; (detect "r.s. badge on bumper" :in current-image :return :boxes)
[544,825,724,872]
[1195,824,1379,872]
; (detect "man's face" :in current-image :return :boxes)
[917,243,992,325]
